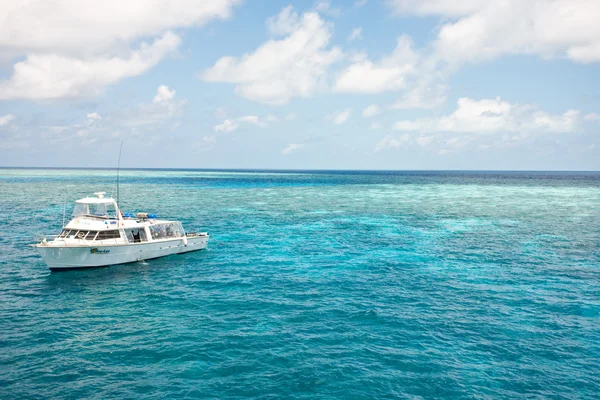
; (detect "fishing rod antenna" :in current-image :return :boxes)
[116,140,123,205]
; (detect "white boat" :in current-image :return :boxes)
[33,192,209,271]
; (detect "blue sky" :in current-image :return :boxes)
[0,0,599,170]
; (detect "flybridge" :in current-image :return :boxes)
[72,193,119,219]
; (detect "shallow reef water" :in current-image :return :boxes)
[1,169,599,398]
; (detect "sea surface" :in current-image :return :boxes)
[1,168,599,399]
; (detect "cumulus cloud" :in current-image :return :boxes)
[391,80,448,109]
[0,32,181,100]
[86,113,102,121]
[153,85,176,103]
[214,119,239,133]
[3,85,186,148]
[202,6,343,104]
[392,97,582,134]
[348,27,363,41]
[329,109,352,125]
[238,115,268,127]
[0,114,15,126]
[584,112,600,121]
[0,0,240,100]
[315,1,342,17]
[266,5,302,36]
[282,143,305,154]
[120,85,186,128]
[375,134,410,152]
[362,104,381,117]
[386,0,600,64]
[334,35,417,93]
[334,33,449,109]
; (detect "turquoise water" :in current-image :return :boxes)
[1,169,599,398]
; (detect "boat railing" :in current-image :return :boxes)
[34,233,59,243]
[34,234,124,247]
[186,232,209,238]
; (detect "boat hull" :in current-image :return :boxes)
[35,236,208,271]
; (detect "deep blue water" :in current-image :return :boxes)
[1,169,599,398]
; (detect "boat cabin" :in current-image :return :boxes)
[72,192,119,219]
[56,192,187,245]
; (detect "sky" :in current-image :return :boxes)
[0,0,599,170]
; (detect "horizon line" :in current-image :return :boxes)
[1,166,599,173]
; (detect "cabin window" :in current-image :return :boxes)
[85,231,98,240]
[124,228,148,243]
[89,203,117,218]
[149,224,164,239]
[72,203,88,217]
[149,223,182,239]
[58,229,72,238]
[58,229,99,240]
[72,202,117,218]
[74,230,88,239]
[95,230,121,240]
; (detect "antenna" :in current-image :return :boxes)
[116,140,123,205]
[62,194,66,228]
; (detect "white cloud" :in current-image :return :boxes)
[354,0,368,7]
[282,143,305,154]
[391,81,447,109]
[334,35,417,93]
[266,5,302,36]
[7,85,186,147]
[214,119,239,133]
[0,114,15,126]
[584,112,600,121]
[387,0,600,64]
[153,85,176,103]
[239,115,268,127]
[386,0,482,17]
[393,97,582,134]
[315,1,342,17]
[415,135,435,146]
[348,27,363,41]
[393,120,422,131]
[362,104,381,117]
[284,112,298,120]
[375,134,410,152]
[86,113,102,121]
[121,85,186,128]
[0,1,240,100]
[0,0,239,55]
[265,114,279,122]
[202,6,343,105]
[0,32,180,100]
[369,122,383,130]
[329,109,352,125]
[334,33,448,109]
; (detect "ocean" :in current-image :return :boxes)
[1,168,599,398]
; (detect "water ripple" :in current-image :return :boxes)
[1,169,599,398]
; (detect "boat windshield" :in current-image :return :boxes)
[72,202,117,218]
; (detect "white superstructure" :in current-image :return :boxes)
[33,192,209,271]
